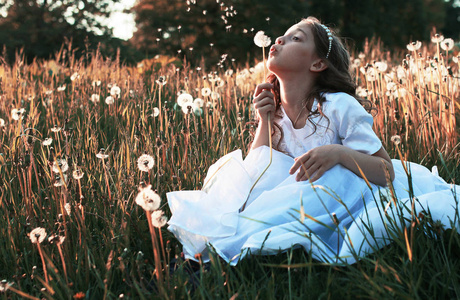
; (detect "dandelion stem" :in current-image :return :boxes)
[37,243,49,284]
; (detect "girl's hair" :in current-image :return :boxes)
[266,17,373,150]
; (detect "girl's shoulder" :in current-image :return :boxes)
[321,92,362,109]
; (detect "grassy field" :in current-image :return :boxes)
[0,37,459,299]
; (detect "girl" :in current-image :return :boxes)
[167,17,459,265]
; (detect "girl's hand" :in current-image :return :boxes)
[253,82,275,124]
[289,144,342,182]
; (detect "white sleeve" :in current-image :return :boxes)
[326,93,382,155]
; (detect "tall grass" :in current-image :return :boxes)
[0,36,459,299]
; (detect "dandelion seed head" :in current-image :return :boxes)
[70,72,80,81]
[64,203,71,215]
[391,135,401,145]
[375,61,388,72]
[57,85,66,92]
[156,76,167,86]
[11,108,25,121]
[152,107,160,117]
[110,85,121,97]
[431,33,444,44]
[181,102,197,114]
[254,31,271,48]
[73,168,84,180]
[51,125,61,133]
[42,137,52,146]
[0,118,5,127]
[177,93,193,107]
[406,41,422,51]
[193,98,204,107]
[151,210,168,228]
[29,227,47,244]
[52,158,69,174]
[96,148,109,160]
[92,80,101,88]
[54,174,67,187]
[440,38,454,51]
[0,280,13,292]
[135,185,161,212]
[90,94,100,103]
[105,96,115,105]
[137,154,155,172]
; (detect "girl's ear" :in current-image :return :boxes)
[310,59,328,73]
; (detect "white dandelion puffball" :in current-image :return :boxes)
[110,85,121,97]
[137,154,155,172]
[96,149,109,159]
[53,174,67,187]
[152,107,160,117]
[135,185,161,212]
[0,280,13,292]
[105,96,115,105]
[29,227,47,244]
[181,102,198,114]
[431,34,444,43]
[70,72,79,81]
[0,118,5,127]
[391,135,401,145]
[406,41,421,51]
[52,158,69,174]
[64,203,71,215]
[201,87,212,97]
[254,31,271,48]
[440,38,454,51]
[57,85,66,92]
[72,168,84,180]
[193,98,204,107]
[151,210,168,228]
[177,93,193,107]
[11,108,25,121]
[42,138,52,146]
[91,94,100,103]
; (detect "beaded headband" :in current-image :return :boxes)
[320,24,333,59]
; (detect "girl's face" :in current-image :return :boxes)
[267,21,320,76]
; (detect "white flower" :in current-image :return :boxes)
[431,34,444,44]
[254,31,271,48]
[29,227,47,244]
[152,107,160,117]
[406,41,422,51]
[42,138,52,146]
[177,93,193,107]
[72,168,84,180]
[11,108,25,121]
[91,94,100,103]
[440,38,454,51]
[201,88,211,97]
[193,98,204,107]
[0,118,5,127]
[105,96,115,105]
[391,135,401,145]
[96,149,109,160]
[0,280,13,292]
[110,85,121,97]
[137,154,155,172]
[135,185,161,212]
[151,210,168,228]
[52,159,68,174]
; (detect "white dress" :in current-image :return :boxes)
[167,92,459,265]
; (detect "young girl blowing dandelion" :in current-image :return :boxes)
[167,17,460,265]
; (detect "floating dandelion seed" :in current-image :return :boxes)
[391,135,401,145]
[90,94,100,103]
[440,38,454,51]
[151,210,168,228]
[254,31,271,48]
[42,138,52,146]
[177,93,193,107]
[72,168,84,180]
[52,158,69,174]
[96,148,109,160]
[137,154,155,172]
[0,118,5,127]
[11,108,25,121]
[135,185,161,212]
[105,96,115,105]
[0,280,13,292]
[152,107,160,117]
[431,34,444,44]
[110,85,121,97]
[29,227,47,244]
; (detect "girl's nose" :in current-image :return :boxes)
[275,36,284,45]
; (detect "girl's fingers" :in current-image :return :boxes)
[253,82,274,97]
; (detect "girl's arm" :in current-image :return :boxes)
[289,144,395,187]
[250,82,276,151]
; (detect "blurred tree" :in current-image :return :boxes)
[130,0,309,67]
[0,0,130,64]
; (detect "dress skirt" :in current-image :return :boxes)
[167,146,459,265]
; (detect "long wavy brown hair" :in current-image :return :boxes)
[265,17,374,150]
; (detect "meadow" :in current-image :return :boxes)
[0,35,459,299]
